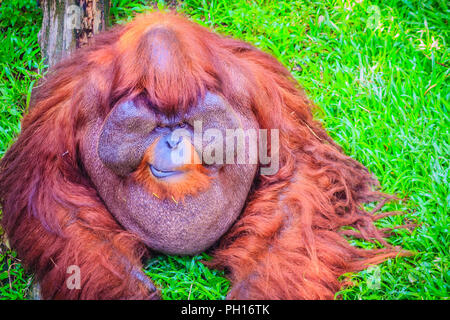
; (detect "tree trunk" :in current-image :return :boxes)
[38,0,110,67]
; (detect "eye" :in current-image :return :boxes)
[154,125,169,134]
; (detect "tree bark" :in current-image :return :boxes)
[38,0,110,67]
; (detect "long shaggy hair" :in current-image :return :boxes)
[0,12,409,299]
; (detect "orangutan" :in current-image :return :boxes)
[0,12,408,299]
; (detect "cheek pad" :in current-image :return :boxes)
[186,92,247,150]
[98,100,157,176]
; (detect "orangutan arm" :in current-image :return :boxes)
[3,183,157,300]
[0,110,157,299]
[212,159,406,300]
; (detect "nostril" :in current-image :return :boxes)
[166,134,182,149]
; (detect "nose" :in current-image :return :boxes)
[166,134,182,149]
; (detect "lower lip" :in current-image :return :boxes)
[149,164,180,178]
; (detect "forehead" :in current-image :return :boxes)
[110,14,252,116]
[115,16,212,111]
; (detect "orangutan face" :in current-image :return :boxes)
[82,91,259,255]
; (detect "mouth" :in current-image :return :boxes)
[149,164,181,179]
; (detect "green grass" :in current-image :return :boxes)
[0,0,448,300]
